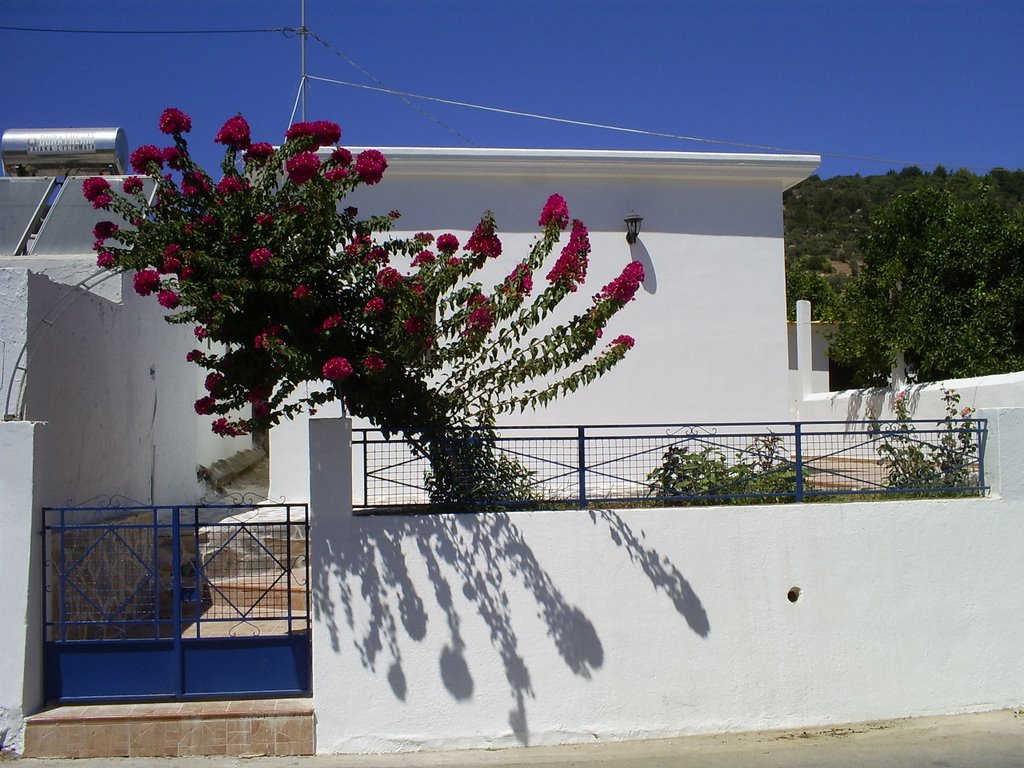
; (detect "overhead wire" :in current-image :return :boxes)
[0,24,291,35]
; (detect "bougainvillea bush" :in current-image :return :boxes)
[87,108,644,502]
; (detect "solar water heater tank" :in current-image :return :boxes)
[1,127,128,177]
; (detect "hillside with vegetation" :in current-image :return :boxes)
[783,166,1024,387]
[783,166,1024,321]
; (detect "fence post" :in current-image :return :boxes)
[794,423,804,502]
[577,426,588,509]
[171,506,184,698]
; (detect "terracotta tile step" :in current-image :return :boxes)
[24,699,314,758]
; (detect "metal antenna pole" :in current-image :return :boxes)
[300,0,307,121]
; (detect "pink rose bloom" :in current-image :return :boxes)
[158,108,192,134]
[122,176,144,194]
[538,193,570,230]
[250,247,273,268]
[322,357,353,381]
[436,234,459,253]
[286,151,321,184]
[354,149,387,185]
[133,269,161,297]
[96,251,115,268]
[214,115,252,149]
[157,289,179,309]
[130,145,164,174]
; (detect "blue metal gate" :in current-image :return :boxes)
[42,503,310,703]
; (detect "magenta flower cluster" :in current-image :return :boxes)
[322,357,353,381]
[466,220,502,258]
[354,150,387,185]
[538,193,570,230]
[214,115,251,150]
[285,120,341,148]
[158,108,192,135]
[597,261,645,304]
[546,220,590,291]
[286,152,321,185]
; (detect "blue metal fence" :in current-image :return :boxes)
[353,419,988,510]
[42,503,310,703]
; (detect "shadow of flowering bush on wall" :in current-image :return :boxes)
[311,511,605,745]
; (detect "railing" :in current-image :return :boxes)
[42,502,311,702]
[353,419,988,511]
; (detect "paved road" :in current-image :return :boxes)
[14,709,1024,768]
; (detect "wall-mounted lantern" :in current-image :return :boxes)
[624,213,643,244]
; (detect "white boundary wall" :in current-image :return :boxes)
[309,415,1024,754]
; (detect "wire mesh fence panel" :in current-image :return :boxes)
[354,419,987,510]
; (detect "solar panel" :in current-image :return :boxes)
[29,176,155,256]
[0,177,54,256]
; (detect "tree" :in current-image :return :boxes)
[828,187,1024,386]
[86,109,645,504]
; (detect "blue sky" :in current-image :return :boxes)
[1,0,1021,179]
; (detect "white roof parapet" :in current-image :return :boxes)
[343,147,821,189]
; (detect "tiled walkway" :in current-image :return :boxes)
[23,698,314,758]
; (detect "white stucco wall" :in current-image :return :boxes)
[0,421,42,754]
[309,415,1024,754]
[8,269,247,506]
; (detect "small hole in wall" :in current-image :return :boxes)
[787,587,802,603]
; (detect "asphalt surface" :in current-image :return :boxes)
[11,709,1024,768]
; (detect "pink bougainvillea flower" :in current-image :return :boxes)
[466,220,502,258]
[185,349,205,363]
[318,314,342,332]
[609,334,636,350]
[285,120,341,147]
[376,267,402,289]
[403,316,425,335]
[354,149,387,185]
[194,396,216,415]
[464,305,494,336]
[411,250,435,267]
[364,296,385,313]
[122,176,144,194]
[254,213,274,226]
[292,284,310,299]
[414,232,435,245]
[204,372,224,393]
[158,107,192,135]
[538,193,570,230]
[194,326,209,340]
[180,266,195,281]
[324,168,348,182]
[363,354,386,372]
[132,269,161,297]
[243,142,275,164]
[157,289,180,309]
[162,145,186,169]
[502,263,533,297]
[211,417,247,437]
[82,177,111,203]
[161,254,182,273]
[91,194,112,209]
[96,251,115,268]
[216,176,246,195]
[286,151,321,184]
[329,148,352,167]
[546,219,591,291]
[249,247,273,268]
[214,114,252,150]
[130,145,164,174]
[322,356,353,381]
[436,233,459,253]
[92,221,118,240]
[596,261,645,304]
